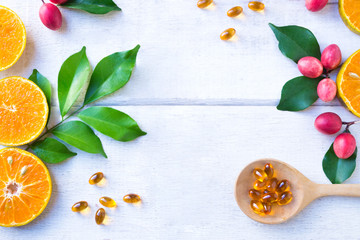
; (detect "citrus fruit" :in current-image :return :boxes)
[0,77,49,146]
[337,49,360,117]
[0,148,52,227]
[339,0,360,34]
[0,6,26,71]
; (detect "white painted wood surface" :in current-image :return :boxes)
[1,0,360,239]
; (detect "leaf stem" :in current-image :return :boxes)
[342,120,360,131]
[26,105,85,150]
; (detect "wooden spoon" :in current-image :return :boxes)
[234,158,360,224]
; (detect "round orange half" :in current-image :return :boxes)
[0,148,52,227]
[339,0,360,34]
[337,49,360,117]
[0,77,49,146]
[0,6,26,71]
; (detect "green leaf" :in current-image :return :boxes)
[29,69,52,106]
[58,47,91,118]
[31,138,77,164]
[277,76,322,111]
[269,23,321,63]
[323,139,357,184]
[84,45,140,105]
[78,106,146,142]
[60,0,121,14]
[52,121,107,158]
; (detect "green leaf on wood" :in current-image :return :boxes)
[277,76,322,111]
[323,135,357,184]
[31,138,77,164]
[58,47,91,118]
[53,120,107,158]
[84,45,140,104]
[60,0,121,14]
[78,106,146,142]
[269,23,321,63]
[29,69,52,106]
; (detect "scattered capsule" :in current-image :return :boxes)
[261,192,278,203]
[253,180,266,190]
[278,191,293,205]
[253,168,267,182]
[197,0,213,9]
[123,193,141,203]
[227,6,243,17]
[99,196,117,208]
[248,1,265,11]
[248,189,261,200]
[89,172,104,185]
[250,200,265,215]
[276,180,290,193]
[263,202,272,215]
[71,201,88,212]
[264,163,274,178]
[266,178,278,192]
[95,208,106,225]
[262,189,269,195]
[220,28,236,41]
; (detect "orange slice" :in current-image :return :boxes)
[337,49,360,117]
[0,77,49,146]
[0,6,26,71]
[339,0,360,34]
[0,148,52,227]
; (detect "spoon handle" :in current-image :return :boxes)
[317,184,360,197]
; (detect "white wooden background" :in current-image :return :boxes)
[1,0,360,239]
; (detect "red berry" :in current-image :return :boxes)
[39,3,62,31]
[321,44,342,70]
[298,56,323,78]
[50,0,68,4]
[305,0,328,12]
[317,78,337,102]
[334,133,356,159]
[314,112,342,135]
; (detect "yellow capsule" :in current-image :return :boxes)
[278,191,293,205]
[123,193,141,203]
[266,178,278,192]
[250,200,265,215]
[95,208,106,225]
[264,163,274,178]
[99,196,117,208]
[71,201,88,212]
[276,180,290,193]
[263,202,272,215]
[248,1,265,11]
[220,28,236,41]
[227,6,243,17]
[261,192,278,203]
[89,172,104,185]
[253,179,266,190]
[197,0,213,9]
[253,168,267,182]
[248,189,261,200]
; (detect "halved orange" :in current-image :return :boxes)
[339,0,360,35]
[0,6,26,71]
[0,148,52,227]
[0,77,49,146]
[337,49,360,117]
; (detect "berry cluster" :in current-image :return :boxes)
[298,44,341,103]
[39,0,67,31]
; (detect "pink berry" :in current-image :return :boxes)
[39,3,62,31]
[305,0,328,12]
[298,56,323,78]
[321,44,342,70]
[50,0,68,4]
[334,133,356,159]
[317,78,337,102]
[314,112,342,135]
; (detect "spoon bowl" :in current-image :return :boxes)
[235,158,360,224]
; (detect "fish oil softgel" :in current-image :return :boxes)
[71,201,88,212]
[95,208,106,225]
[99,196,117,208]
[227,6,243,17]
[249,163,293,215]
[197,0,213,9]
[220,28,236,41]
[123,193,141,204]
[89,172,104,185]
[248,1,265,12]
